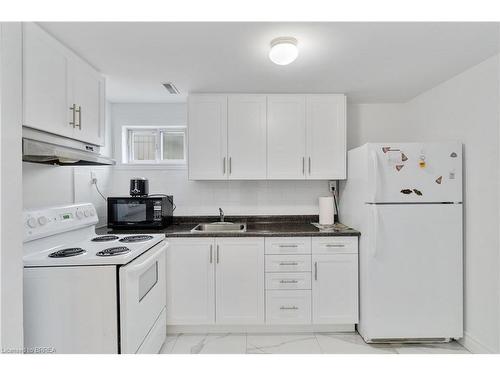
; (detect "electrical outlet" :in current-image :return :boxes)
[328,180,336,193]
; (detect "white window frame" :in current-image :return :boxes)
[123,126,187,166]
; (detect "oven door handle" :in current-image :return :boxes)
[126,241,167,274]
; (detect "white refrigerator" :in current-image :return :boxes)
[340,142,463,343]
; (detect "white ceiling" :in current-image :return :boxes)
[40,22,499,103]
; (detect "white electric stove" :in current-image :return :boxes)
[23,203,168,354]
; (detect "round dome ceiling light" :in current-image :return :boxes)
[269,37,298,65]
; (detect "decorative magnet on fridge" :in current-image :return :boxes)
[450,152,457,158]
[382,147,391,153]
[412,189,423,196]
[395,165,404,171]
[401,153,408,162]
[418,155,426,168]
[435,176,443,184]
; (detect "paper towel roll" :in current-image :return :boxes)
[319,196,334,225]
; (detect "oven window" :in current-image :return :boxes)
[116,202,147,222]
[138,262,158,302]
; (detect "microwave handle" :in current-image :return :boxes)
[125,241,167,274]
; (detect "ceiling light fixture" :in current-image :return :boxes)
[269,37,298,66]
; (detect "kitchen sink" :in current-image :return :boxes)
[191,222,247,233]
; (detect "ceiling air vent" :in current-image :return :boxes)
[162,82,180,94]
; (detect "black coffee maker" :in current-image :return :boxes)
[129,177,149,197]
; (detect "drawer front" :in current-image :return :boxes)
[265,237,311,255]
[312,237,358,254]
[265,254,311,272]
[266,290,312,324]
[265,272,312,290]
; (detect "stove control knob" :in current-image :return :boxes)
[27,217,37,228]
[76,210,84,219]
[38,216,48,226]
[84,209,90,217]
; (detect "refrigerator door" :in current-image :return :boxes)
[358,203,463,341]
[367,142,462,203]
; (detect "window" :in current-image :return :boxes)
[124,126,186,165]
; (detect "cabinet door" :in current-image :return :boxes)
[23,23,72,138]
[306,94,346,179]
[215,238,265,324]
[267,95,306,179]
[227,95,267,179]
[188,95,228,180]
[166,238,215,325]
[312,254,358,324]
[69,59,105,146]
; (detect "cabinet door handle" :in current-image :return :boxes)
[279,280,298,284]
[278,244,299,248]
[279,262,298,266]
[325,244,345,248]
[75,106,82,130]
[216,244,220,264]
[69,104,76,128]
[280,306,299,310]
[209,245,213,264]
[229,157,232,174]
[308,157,311,174]
[302,157,305,175]
[223,157,226,175]
[314,261,318,281]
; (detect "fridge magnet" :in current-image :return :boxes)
[401,153,408,162]
[435,176,443,184]
[400,189,412,195]
[412,189,423,196]
[382,147,391,153]
[418,155,426,168]
[395,165,404,171]
[450,152,457,158]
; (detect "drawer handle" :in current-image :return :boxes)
[279,262,299,266]
[280,306,299,310]
[279,280,298,284]
[325,244,345,248]
[278,244,299,248]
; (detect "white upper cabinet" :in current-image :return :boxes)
[188,95,228,180]
[188,93,346,180]
[267,95,307,179]
[23,23,72,139]
[68,58,105,146]
[306,95,346,179]
[22,23,105,146]
[227,95,267,179]
[215,238,265,324]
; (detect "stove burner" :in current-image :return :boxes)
[96,246,131,257]
[91,235,119,242]
[119,235,154,243]
[49,248,87,258]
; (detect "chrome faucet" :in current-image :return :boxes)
[219,208,225,222]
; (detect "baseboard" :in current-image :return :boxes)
[167,324,355,334]
[460,331,496,353]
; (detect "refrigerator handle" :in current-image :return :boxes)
[371,206,380,258]
[370,150,379,201]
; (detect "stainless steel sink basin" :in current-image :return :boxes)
[191,222,247,233]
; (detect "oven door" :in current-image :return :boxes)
[108,198,156,227]
[119,241,167,354]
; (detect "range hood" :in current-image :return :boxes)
[22,127,115,166]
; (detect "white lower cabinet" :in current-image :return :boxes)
[166,236,358,328]
[266,290,312,324]
[166,238,215,325]
[215,238,265,324]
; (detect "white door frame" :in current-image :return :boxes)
[0,22,24,353]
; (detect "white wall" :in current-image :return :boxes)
[110,103,330,216]
[0,22,24,352]
[405,55,500,353]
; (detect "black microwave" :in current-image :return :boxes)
[107,196,173,229]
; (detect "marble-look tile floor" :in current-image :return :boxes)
[160,332,470,354]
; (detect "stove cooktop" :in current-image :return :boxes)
[48,248,87,258]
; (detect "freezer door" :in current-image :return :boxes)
[367,142,462,203]
[359,203,463,341]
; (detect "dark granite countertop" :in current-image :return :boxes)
[96,215,361,238]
